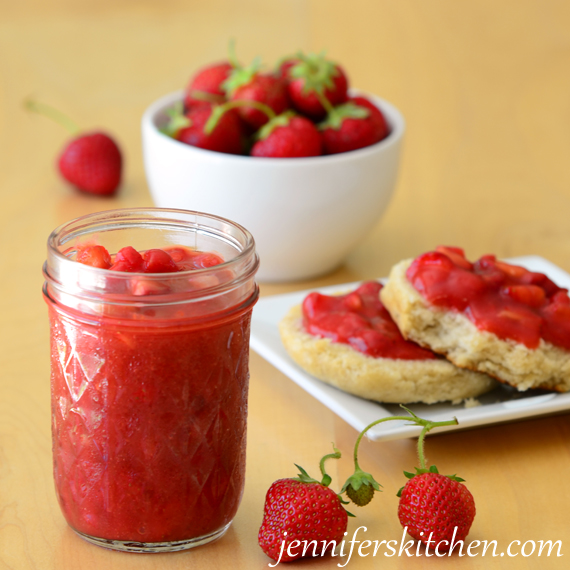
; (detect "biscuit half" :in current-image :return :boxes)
[279,304,496,404]
[380,259,570,392]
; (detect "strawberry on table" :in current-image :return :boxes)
[163,101,245,155]
[258,447,351,563]
[286,51,349,120]
[320,96,390,154]
[251,111,322,158]
[398,468,476,551]
[58,133,122,196]
[393,408,475,552]
[183,61,233,109]
[25,99,122,196]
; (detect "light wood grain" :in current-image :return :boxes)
[1,0,570,568]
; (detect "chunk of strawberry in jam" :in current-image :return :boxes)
[110,246,145,272]
[165,247,223,271]
[502,284,546,308]
[407,252,486,310]
[76,245,112,269]
[143,249,178,273]
[520,270,560,297]
[302,281,437,360]
[435,246,473,270]
[467,297,543,348]
[407,246,570,351]
[542,298,570,349]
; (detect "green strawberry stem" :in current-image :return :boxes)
[227,38,240,69]
[188,90,226,104]
[293,444,341,487]
[161,101,191,137]
[319,445,341,487]
[24,98,80,136]
[315,90,335,115]
[353,407,458,470]
[319,102,370,131]
[204,99,276,135]
[289,51,337,115]
[342,406,458,505]
[256,110,296,141]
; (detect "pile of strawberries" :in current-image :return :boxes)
[163,50,390,158]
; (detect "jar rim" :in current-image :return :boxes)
[44,207,259,307]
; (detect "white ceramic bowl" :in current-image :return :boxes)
[142,90,405,282]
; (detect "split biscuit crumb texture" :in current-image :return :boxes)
[279,304,496,405]
[380,259,570,392]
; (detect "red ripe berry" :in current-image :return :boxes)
[349,96,389,141]
[286,53,349,120]
[173,104,244,155]
[230,74,289,129]
[183,61,232,109]
[258,478,348,563]
[58,132,122,196]
[321,98,389,155]
[251,112,322,158]
[25,99,123,196]
[398,471,476,551]
[110,246,145,272]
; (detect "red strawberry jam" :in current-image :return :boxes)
[406,246,570,350]
[302,281,436,360]
[46,237,257,549]
[76,243,224,273]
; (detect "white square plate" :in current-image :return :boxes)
[250,256,570,441]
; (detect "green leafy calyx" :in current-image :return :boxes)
[290,51,339,95]
[396,465,466,497]
[319,102,369,131]
[341,467,382,507]
[222,57,262,96]
[256,110,296,141]
[161,102,191,137]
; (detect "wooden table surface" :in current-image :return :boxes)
[2,1,570,568]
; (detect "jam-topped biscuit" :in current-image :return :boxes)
[279,281,496,404]
[380,247,570,391]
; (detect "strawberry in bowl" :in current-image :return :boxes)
[142,48,405,281]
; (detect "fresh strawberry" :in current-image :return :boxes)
[183,61,232,109]
[163,101,244,155]
[286,52,349,120]
[221,52,290,129]
[25,99,122,196]
[320,97,389,154]
[393,408,475,551]
[58,132,122,195]
[251,111,322,158]
[258,448,350,563]
[350,96,390,140]
[398,468,476,551]
[225,72,289,130]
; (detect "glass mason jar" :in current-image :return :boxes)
[42,208,259,553]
